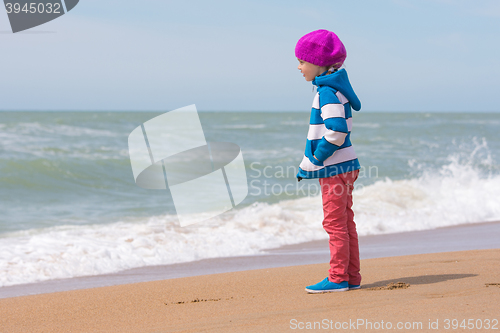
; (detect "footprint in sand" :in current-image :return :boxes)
[367,282,410,290]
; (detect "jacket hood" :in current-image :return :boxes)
[312,69,361,111]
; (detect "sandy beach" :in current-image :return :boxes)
[1,247,499,332]
[2,1,500,331]
[2,221,499,300]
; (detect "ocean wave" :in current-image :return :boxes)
[13,122,118,137]
[1,150,500,287]
[214,124,266,129]
[280,120,307,126]
[353,122,380,128]
[1,128,499,287]
[0,199,324,287]
[0,145,129,161]
[0,122,127,160]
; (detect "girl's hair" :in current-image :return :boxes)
[326,62,346,74]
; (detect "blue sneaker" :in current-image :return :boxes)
[348,284,361,290]
[305,278,348,293]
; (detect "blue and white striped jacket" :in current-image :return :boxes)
[297,69,361,179]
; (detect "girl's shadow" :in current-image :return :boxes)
[362,274,477,289]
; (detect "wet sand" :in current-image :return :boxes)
[1,248,499,332]
[1,221,499,299]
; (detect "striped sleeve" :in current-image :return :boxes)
[313,88,349,162]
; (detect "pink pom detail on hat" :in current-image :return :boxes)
[295,29,347,67]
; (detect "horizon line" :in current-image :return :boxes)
[1,110,499,113]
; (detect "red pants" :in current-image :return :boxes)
[319,170,361,285]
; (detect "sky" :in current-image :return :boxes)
[1,0,499,112]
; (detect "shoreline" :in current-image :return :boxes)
[1,220,499,299]
[1,248,499,332]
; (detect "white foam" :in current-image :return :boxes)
[0,199,325,287]
[353,122,380,128]
[354,137,500,234]
[0,122,125,160]
[1,146,500,287]
[15,122,117,137]
[280,120,305,126]
[215,124,266,129]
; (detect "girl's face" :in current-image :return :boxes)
[297,59,326,82]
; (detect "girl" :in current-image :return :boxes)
[295,29,362,293]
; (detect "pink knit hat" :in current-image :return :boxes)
[295,29,347,67]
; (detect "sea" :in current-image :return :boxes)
[1,111,499,287]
